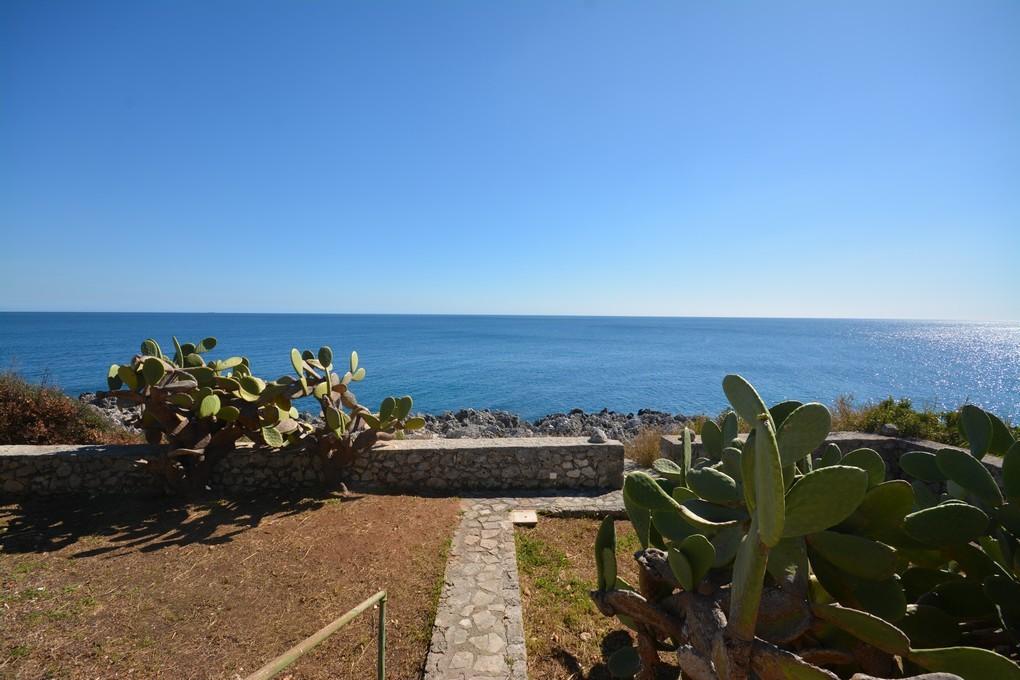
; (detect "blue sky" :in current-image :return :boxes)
[1,1,1017,319]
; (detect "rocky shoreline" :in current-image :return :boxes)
[79,393,692,443]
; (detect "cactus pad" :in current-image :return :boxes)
[594,516,617,591]
[840,448,885,487]
[755,419,786,547]
[783,466,868,537]
[624,471,681,512]
[806,531,896,581]
[652,458,686,484]
[811,602,910,656]
[904,503,989,547]
[900,451,947,482]
[960,404,992,459]
[686,466,739,504]
[776,402,831,467]
[908,645,1020,680]
[935,447,1003,507]
[722,374,769,425]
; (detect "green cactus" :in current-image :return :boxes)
[686,466,739,504]
[1003,440,1020,501]
[701,419,723,459]
[935,447,1003,507]
[594,516,617,591]
[900,450,947,482]
[141,357,166,386]
[592,376,1020,680]
[817,442,842,467]
[721,410,738,445]
[959,404,992,459]
[102,336,417,494]
[754,415,786,547]
[904,503,989,546]
[140,338,162,358]
[783,465,868,537]
[651,457,685,484]
[811,602,910,656]
[840,447,886,487]
[908,646,1020,680]
[806,531,896,580]
[775,402,831,466]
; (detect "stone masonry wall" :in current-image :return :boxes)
[0,437,624,499]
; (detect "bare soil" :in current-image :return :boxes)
[0,492,459,679]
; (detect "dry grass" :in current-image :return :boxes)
[623,428,669,467]
[0,493,460,679]
[0,372,141,446]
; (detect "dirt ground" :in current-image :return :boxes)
[515,517,680,680]
[0,492,460,679]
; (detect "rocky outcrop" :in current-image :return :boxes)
[79,393,691,443]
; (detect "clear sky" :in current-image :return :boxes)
[1,1,1017,319]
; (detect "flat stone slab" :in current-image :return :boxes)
[510,510,537,526]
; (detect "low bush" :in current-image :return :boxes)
[831,394,957,443]
[0,372,140,445]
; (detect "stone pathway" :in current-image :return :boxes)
[423,498,528,679]
[422,474,634,679]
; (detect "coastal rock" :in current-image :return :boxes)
[78,393,142,434]
[77,393,691,443]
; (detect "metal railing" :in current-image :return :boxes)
[245,590,387,680]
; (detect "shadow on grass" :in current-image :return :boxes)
[0,490,360,557]
[550,629,680,680]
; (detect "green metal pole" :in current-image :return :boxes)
[245,590,386,680]
[377,593,387,680]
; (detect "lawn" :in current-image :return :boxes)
[0,492,459,679]
[515,517,680,680]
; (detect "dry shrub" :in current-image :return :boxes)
[0,372,141,445]
[624,428,669,467]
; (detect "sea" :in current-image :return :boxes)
[1,313,1018,421]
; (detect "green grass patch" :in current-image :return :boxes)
[515,529,594,628]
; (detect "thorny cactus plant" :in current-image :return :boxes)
[592,374,1020,680]
[103,336,424,492]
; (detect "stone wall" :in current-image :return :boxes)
[0,437,624,499]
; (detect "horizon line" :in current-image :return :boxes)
[0,309,1016,324]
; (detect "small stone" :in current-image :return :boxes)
[879,423,900,437]
[588,427,608,443]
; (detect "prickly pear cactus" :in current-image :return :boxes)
[103,337,424,492]
[591,374,1020,680]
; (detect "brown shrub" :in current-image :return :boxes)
[624,428,670,467]
[0,373,141,445]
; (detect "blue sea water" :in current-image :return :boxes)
[0,313,1018,421]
